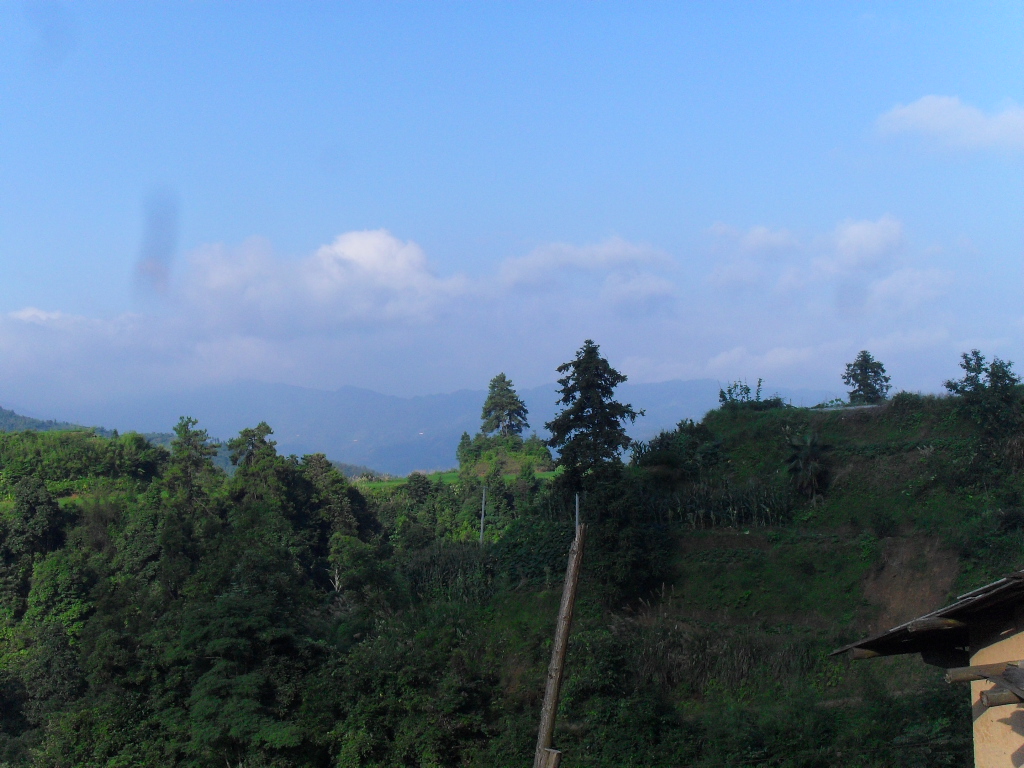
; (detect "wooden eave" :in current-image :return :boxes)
[832,570,1024,665]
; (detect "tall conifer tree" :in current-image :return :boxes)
[545,340,641,482]
[481,373,530,436]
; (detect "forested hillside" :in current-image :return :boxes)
[3,351,1022,766]
[0,407,379,483]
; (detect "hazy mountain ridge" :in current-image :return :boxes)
[3,379,840,475]
[0,407,86,434]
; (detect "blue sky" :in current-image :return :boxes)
[0,3,1021,416]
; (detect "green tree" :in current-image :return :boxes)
[944,349,1022,434]
[302,453,357,539]
[842,350,891,404]
[159,418,222,600]
[7,477,64,557]
[631,419,723,486]
[456,432,474,468]
[227,422,276,468]
[405,472,433,505]
[166,416,219,512]
[480,373,529,436]
[545,340,642,483]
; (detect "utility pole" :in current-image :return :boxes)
[532,515,586,768]
[479,485,486,545]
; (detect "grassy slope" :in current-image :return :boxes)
[658,398,1002,657]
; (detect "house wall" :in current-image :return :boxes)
[971,631,1024,768]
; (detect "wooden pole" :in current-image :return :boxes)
[850,648,880,660]
[946,661,1024,684]
[480,486,486,545]
[905,617,965,633]
[532,523,586,768]
[981,688,1023,708]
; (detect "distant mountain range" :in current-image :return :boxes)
[1,380,840,476]
[0,407,84,434]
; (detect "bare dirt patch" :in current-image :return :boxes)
[862,536,958,634]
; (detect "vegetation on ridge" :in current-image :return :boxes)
[3,343,1023,766]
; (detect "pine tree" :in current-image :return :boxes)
[842,351,891,405]
[166,416,219,510]
[545,340,641,482]
[227,421,276,467]
[481,373,529,436]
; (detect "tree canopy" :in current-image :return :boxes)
[944,349,1022,434]
[480,373,529,437]
[842,350,891,405]
[545,340,641,482]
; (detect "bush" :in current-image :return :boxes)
[718,379,788,411]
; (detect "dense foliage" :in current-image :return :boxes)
[842,351,891,405]
[458,374,551,480]
[718,378,787,411]
[545,340,641,485]
[944,349,1022,436]
[480,375,530,438]
[456,433,552,478]
[10,349,1024,765]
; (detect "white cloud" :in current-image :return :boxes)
[707,224,800,287]
[600,272,675,308]
[307,230,445,297]
[0,222,993,416]
[877,96,1024,151]
[707,259,763,287]
[864,327,953,354]
[711,216,904,291]
[867,267,952,312]
[693,214,976,389]
[706,345,819,375]
[740,225,799,253]
[816,215,904,276]
[0,231,684,405]
[7,307,141,337]
[182,229,467,333]
[498,236,668,288]
[177,232,675,337]
[9,307,69,325]
[708,222,799,257]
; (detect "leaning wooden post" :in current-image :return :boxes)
[532,522,586,768]
[479,486,486,545]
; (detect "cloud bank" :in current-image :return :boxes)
[182,230,466,334]
[877,96,1024,151]
[0,218,1001,421]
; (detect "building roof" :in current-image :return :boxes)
[833,570,1024,665]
